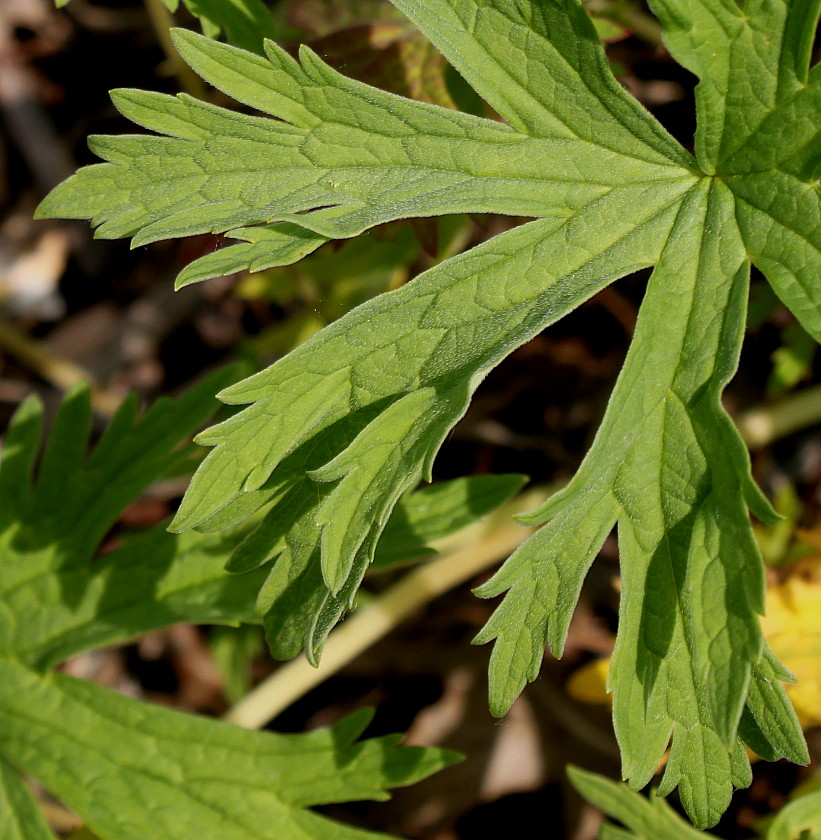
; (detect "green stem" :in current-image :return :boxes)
[609,0,662,46]
[737,385,821,449]
[590,0,663,46]
[223,490,546,729]
[143,0,206,99]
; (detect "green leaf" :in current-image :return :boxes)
[0,379,456,839]
[209,623,264,703]
[767,789,821,840]
[567,766,713,839]
[179,0,278,54]
[55,0,277,54]
[738,647,808,766]
[372,473,528,568]
[36,27,690,249]
[647,0,821,342]
[176,223,327,288]
[17,524,270,671]
[36,0,820,827]
[0,661,457,840]
[172,180,689,662]
[0,369,273,671]
[768,323,815,396]
[476,180,788,827]
[0,755,54,840]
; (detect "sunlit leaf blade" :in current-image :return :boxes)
[0,662,458,840]
[389,0,693,165]
[729,170,821,343]
[0,756,54,840]
[171,179,690,661]
[35,27,688,252]
[648,0,821,343]
[647,0,820,171]
[478,180,777,827]
[35,0,821,827]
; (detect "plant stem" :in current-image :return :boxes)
[0,318,121,415]
[143,0,206,99]
[591,0,663,46]
[224,490,546,729]
[738,385,821,448]
[609,0,662,46]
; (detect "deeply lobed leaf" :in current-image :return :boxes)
[0,661,456,840]
[0,378,457,840]
[35,0,820,827]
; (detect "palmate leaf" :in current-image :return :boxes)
[36,0,820,828]
[0,382,455,839]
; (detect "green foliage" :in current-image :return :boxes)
[236,224,425,354]
[167,0,277,54]
[767,788,821,840]
[36,0,820,829]
[372,473,527,568]
[569,767,821,840]
[56,0,277,54]
[568,767,707,840]
[0,380,456,839]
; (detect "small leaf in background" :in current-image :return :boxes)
[766,787,821,840]
[209,623,265,703]
[285,0,459,108]
[240,227,421,356]
[286,0,404,35]
[372,473,528,568]
[768,323,816,396]
[584,0,631,42]
[180,0,278,54]
[754,482,807,567]
[567,766,709,839]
